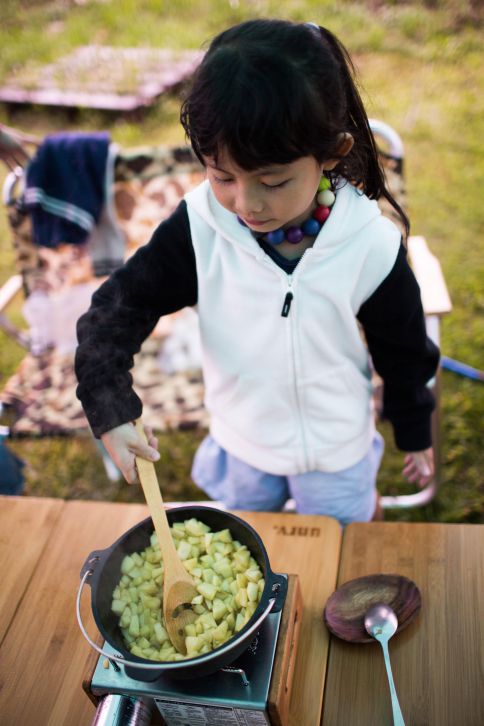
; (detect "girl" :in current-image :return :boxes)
[75,19,439,525]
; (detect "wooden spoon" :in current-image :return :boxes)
[134,420,198,655]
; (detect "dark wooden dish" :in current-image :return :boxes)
[323,573,421,643]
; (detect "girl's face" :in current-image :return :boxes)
[204,149,324,233]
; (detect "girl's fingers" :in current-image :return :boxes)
[124,460,139,485]
[100,422,159,485]
[130,441,160,462]
[143,425,159,450]
[402,449,434,487]
[413,457,432,477]
[403,462,418,478]
[406,470,420,484]
[121,422,158,462]
[108,450,138,485]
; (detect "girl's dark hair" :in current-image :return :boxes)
[180,19,409,236]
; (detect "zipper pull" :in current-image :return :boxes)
[281,291,293,317]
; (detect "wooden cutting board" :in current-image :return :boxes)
[240,510,342,724]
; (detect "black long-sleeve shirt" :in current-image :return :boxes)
[76,200,439,452]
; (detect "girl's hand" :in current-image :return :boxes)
[101,422,159,484]
[402,447,434,487]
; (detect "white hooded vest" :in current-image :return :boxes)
[185,179,401,474]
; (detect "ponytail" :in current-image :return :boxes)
[315,25,409,237]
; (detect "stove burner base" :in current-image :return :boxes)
[83,574,302,726]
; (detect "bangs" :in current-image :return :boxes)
[207,105,310,171]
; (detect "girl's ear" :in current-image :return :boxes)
[321,132,354,171]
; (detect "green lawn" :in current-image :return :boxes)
[0,1,483,521]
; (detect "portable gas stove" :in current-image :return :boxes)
[83,575,302,726]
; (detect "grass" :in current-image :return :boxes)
[0,1,483,522]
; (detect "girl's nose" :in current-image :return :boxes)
[235,185,264,216]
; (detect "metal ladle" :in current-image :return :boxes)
[364,603,406,726]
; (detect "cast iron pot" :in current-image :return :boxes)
[78,505,287,681]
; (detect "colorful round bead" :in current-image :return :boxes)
[317,189,335,207]
[313,205,330,223]
[286,227,305,245]
[236,185,334,245]
[302,217,321,236]
[266,228,285,245]
[317,189,336,207]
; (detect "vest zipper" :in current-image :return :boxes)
[279,247,312,318]
[281,291,293,317]
[280,275,310,470]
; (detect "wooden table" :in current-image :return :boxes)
[0,496,341,726]
[0,497,483,726]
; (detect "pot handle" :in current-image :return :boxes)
[80,547,111,581]
[76,569,278,671]
[268,572,288,613]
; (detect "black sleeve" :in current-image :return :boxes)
[357,243,440,452]
[75,200,197,437]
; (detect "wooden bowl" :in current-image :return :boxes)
[323,574,421,643]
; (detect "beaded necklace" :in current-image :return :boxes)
[238,176,335,245]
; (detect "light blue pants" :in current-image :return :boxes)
[191,433,384,525]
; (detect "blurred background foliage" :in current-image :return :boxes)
[0,0,482,522]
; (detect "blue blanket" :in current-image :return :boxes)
[24,131,110,247]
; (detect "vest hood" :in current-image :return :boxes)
[184,178,383,257]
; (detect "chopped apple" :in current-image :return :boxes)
[112,517,264,662]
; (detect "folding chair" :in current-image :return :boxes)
[0,142,207,480]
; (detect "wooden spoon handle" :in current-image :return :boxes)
[134,420,178,561]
